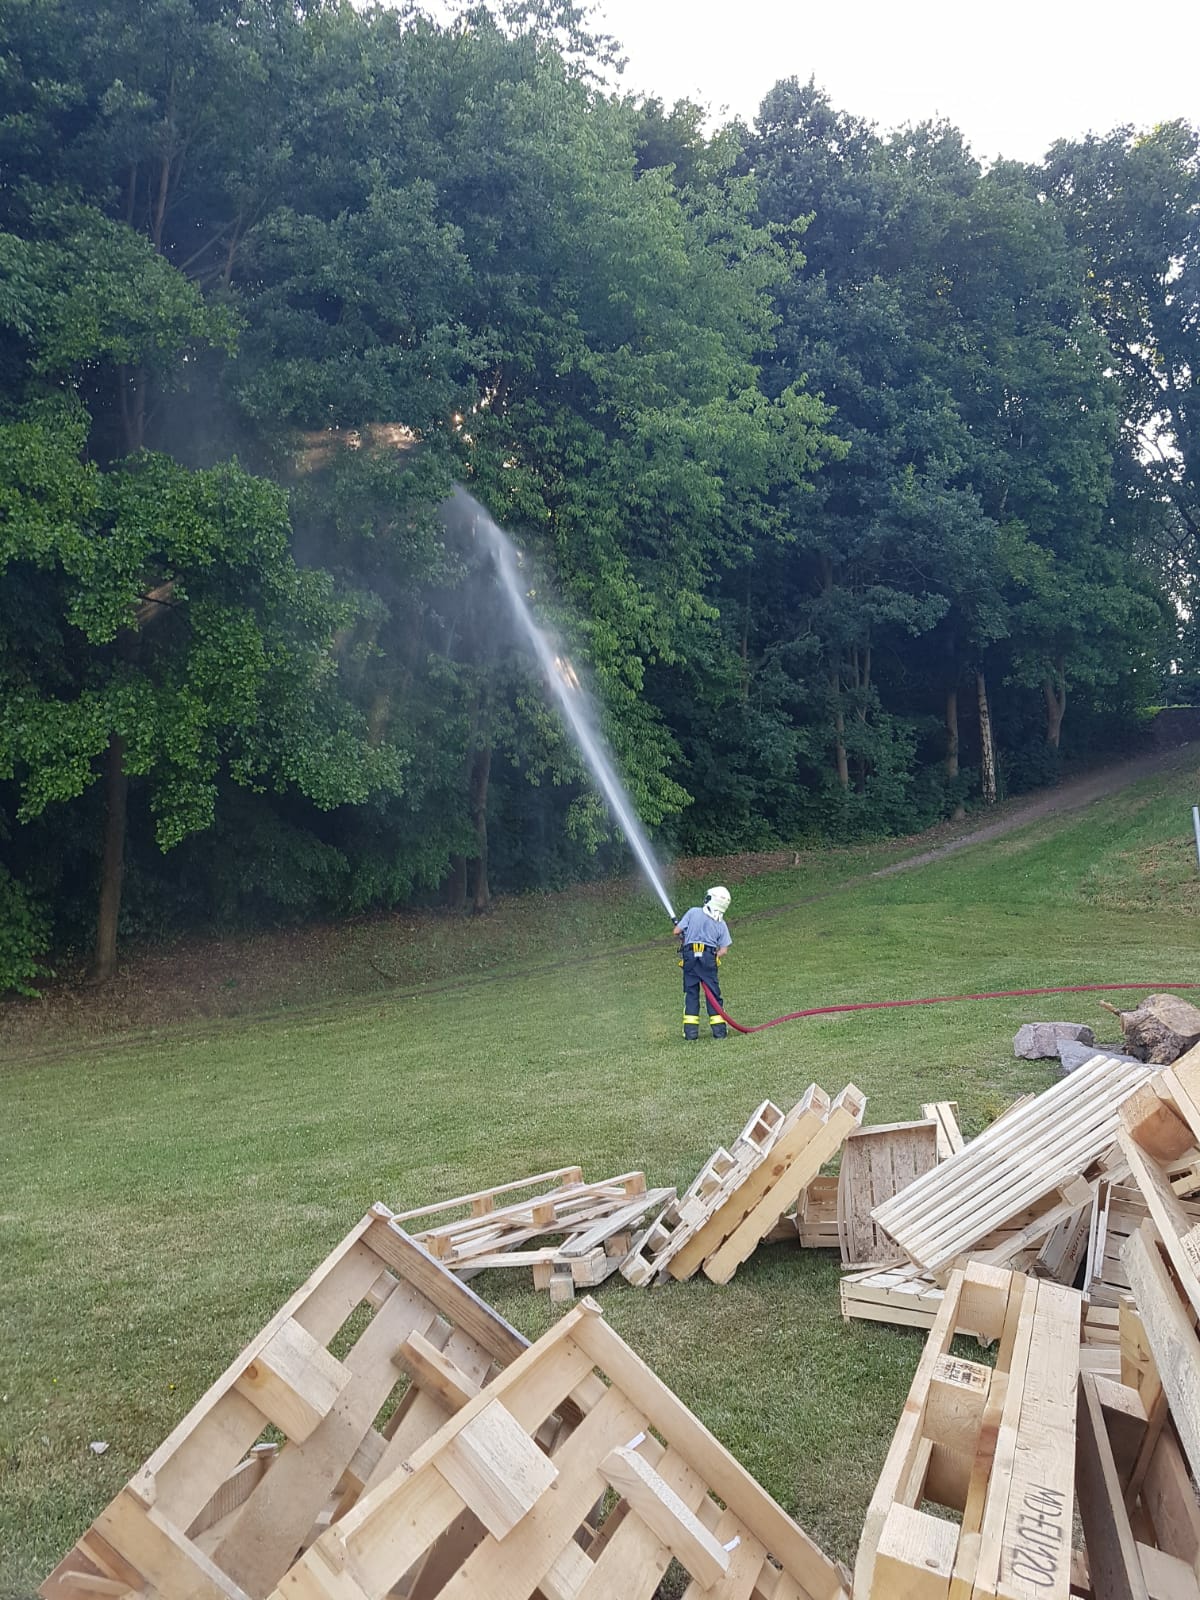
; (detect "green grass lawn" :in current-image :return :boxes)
[4,760,1200,1597]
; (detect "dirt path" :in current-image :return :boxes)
[871,747,1192,879]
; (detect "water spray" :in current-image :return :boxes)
[454,488,677,922]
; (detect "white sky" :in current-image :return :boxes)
[593,0,1200,163]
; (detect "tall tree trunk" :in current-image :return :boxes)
[945,687,960,779]
[467,744,492,914]
[830,668,849,789]
[946,686,965,819]
[444,855,467,912]
[1043,661,1066,748]
[92,734,128,983]
[740,568,751,702]
[977,672,998,806]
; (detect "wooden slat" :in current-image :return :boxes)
[391,1168,585,1225]
[1122,1224,1200,1483]
[1076,1373,1149,1600]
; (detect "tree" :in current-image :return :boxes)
[0,198,403,982]
[1042,124,1200,549]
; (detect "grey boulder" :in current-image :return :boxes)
[1013,1021,1095,1060]
[1056,1038,1138,1074]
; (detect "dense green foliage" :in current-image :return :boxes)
[0,0,1195,985]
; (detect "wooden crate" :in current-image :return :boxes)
[271,1298,851,1600]
[871,1054,1151,1276]
[838,1120,940,1268]
[40,1206,531,1600]
[798,1175,841,1249]
[839,1261,947,1333]
[1085,1184,1156,1308]
[620,1099,785,1286]
[854,1263,1082,1600]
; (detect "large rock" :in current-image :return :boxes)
[1013,1021,1096,1060]
[1056,1038,1138,1074]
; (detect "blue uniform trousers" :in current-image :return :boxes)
[682,943,727,1039]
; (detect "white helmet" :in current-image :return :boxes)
[704,885,731,919]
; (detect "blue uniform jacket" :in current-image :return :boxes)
[676,906,731,949]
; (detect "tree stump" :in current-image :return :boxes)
[1099,992,1200,1064]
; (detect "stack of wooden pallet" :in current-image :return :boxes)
[621,1083,866,1287]
[41,1214,852,1600]
[854,1042,1200,1600]
[393,1167,675,1303]
[841,1053,1154,1332]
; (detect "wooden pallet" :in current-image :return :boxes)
[394,1169,675,1300]
[838,1119,940,1268]
[854,1263,1082,1600]
[798,1175,840,1249]
[701,1086,866,1285]
[620,1099,786,1286]
[399,1169,656,1262]
[871,1053,1152,1275]
[40,1206,533,1600]
[271,1298,851,1600]
[656,1086,864,1284]
[1121,1213,1200,1484]
[839,1198,1093,1338]
[1123,1044,1200,1148]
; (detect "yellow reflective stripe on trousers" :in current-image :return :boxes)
[682,1015,700,1024]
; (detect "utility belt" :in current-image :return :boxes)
[687,942,713,954]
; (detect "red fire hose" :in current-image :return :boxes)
[699,980,1200,1035]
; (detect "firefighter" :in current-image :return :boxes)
[673,886,732,1040]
